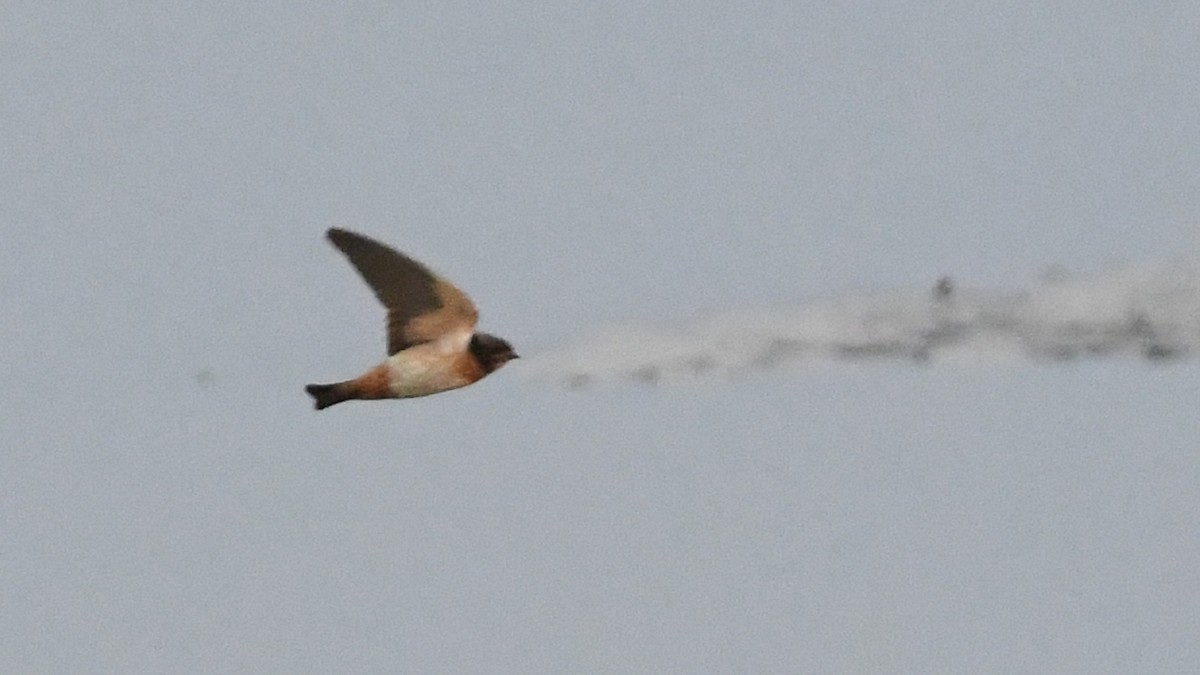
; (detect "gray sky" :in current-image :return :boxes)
[4,2,1200,672]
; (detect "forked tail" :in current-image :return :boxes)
[305,382,353,410]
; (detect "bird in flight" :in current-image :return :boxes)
[305,228,517,410]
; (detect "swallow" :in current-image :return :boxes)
[305,228,517,410]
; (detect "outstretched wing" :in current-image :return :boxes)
[326,228,478,355]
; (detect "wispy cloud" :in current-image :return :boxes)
[527,260,1200,386]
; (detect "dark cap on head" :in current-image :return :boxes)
[469,332,518,372]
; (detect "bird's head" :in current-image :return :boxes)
[470,332,519,373]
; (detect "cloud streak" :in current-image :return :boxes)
[528,259,1200,386]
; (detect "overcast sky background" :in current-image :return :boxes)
[4,2,1200,673]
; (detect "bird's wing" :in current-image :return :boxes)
[326,228,478,355]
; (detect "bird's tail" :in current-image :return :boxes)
[305,382,354,410]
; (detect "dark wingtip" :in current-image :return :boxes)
[325,228,383,258]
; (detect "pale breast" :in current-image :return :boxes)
[385,343,481,398]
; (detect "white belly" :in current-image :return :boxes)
[385,345,469,398]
